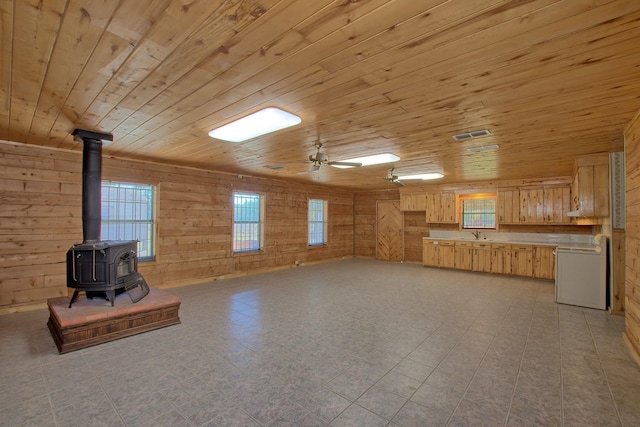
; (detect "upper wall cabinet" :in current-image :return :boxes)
[498,189,520,224]
[400,193,426,211]
[572,153,610,218]
[425,192,457,223]
[520,188,545,224]
[543,186,572,224]
[499,185,572,225]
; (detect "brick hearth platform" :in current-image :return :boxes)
[47,286,181,353]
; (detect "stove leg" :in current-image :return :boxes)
[106,289,115,306]
[68,290,80,308]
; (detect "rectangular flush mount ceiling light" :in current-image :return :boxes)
[330,153,400,168]
[208,107,301,142]
[467,144,499,153]
[398,173,444,180]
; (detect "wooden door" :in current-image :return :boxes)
[376,200,403,261]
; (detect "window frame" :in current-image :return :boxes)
[232,191,265,253]
[308,198,328,247]
[460,195,497,230]
[101,180,156,261]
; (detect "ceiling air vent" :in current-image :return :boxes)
[452,129,491,141]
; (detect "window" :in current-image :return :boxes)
[233,192,264,252]
[461,197,496,229]
[308,199,327,246]
[101,181,155,260]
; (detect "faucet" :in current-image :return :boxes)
[471,231,486,240]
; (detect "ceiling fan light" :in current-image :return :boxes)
[208,107,301,142]
[398,173,444,180]
[330,153,400,168]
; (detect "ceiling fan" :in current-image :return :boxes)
[308,142,362,171]
[384,168,404,187]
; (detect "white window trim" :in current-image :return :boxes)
[460,195,497,230]
[232,191,265,253]
[308,198,328,246]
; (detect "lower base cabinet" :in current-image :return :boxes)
[422,240,456,268]
[423,239,554,280]
[512,245,534,277]
[472,243,492,273]
[533,246,555,279]
[491,244,512,274]
[454,242,473,270]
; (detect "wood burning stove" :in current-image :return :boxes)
[66,129,149,307]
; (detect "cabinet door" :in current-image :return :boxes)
[512,246,533,277]
[577,166,595,217]
[593,164,609,217]
[401,193,426,211]
[498,189,520,223]
[472,245,491,272]
[439,192,457,223]
[425,193,439,222]
[533,246,555,279]
[491,246,505,274]
[573,163,609,218]
[520,188,545,224]
[455,243,473,270]
[423,241,439,266]
[426,192,457,223]
[544,186,572,224]
[440,243,455,268]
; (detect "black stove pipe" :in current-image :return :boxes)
[72,129,113,243]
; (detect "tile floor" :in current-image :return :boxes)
[1,258,639,426]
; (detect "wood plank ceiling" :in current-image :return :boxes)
[1,0,639,190]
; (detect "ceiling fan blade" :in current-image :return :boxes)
[328,161,362,167]
[392,180,404,187]
[311,164,321,171]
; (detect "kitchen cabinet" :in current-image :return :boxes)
[491,243,512,275]
[501,185,572,225]
[520,188,544,224]
[423,240,438,267]
[498,189,520,224]
[440,241,456,268]
[543,186,572,224]
[572,153,609,218]
[512,245,534,277]
[423,239,555,280]
[533,246,555,280]
[422,240,455,268]
[400,193,426,211]
[454,242,473,270]
[472,242,492,273]
[426,192,457,223]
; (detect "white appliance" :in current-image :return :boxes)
[555,237,607,310]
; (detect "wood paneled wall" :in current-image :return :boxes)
[624,109,640,363]
[0,141,354,310]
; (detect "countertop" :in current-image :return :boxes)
[422,232,604,252]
